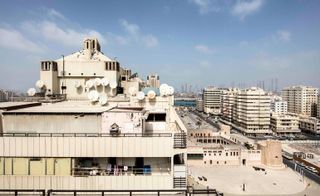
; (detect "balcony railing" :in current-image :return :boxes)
[174,133,187,148]
[72,167,171,176]
[0,132,172,137]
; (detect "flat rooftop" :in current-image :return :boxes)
[189,165,306,195]
[3,101,114,114]
[0,102,41,110]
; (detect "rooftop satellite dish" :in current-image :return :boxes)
[36,80,45,89]
[99,95,108,105]
[101,78,109,86]
[137,91,145,100]
[147,90,156,99]
[94,78,102,86]
[129,87,137,96]
[74,81,81,88]
[160,84,169,96]
[91,90,99,102]
[88,91,94,100]
[168,86,175,95]
[27,88,36,96]
[110,81,117,89]
[85,80,94,89]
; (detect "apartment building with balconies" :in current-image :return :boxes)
[282,86,318,117]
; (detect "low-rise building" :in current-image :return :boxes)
[270,113,300,135]
[299,116,320,134]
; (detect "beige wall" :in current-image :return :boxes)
[258,140,283,168]
[2,114,101,133]
[0,175,173,190]
[102,112,143,134]
[0,136,173,157]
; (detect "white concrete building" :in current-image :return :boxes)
[270,113,300,135]
[0,38,187,190]
[282,86,318,117]
[299,116,320,134]
[221,88,240,123]
[203,87,223,114]
[147,74,160,88]
[271,96,287,114]
[220,87,272,135]
[233,87,271,135]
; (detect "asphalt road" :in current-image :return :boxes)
[283,158,320,185]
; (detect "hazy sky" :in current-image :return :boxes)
[0,0,320,92]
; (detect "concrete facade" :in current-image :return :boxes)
[203,87,223,114]
[270,113,300,134]
[271,96,287,114]
[146,74,160,88]
[0,38,188,190]
[282,86,318,117]
[299,116,320,134]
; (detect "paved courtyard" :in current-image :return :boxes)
[189,165,306,195]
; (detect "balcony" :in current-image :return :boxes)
[174,133,187,148]
[0,132,174,157]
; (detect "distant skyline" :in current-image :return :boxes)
[0,0,320,91]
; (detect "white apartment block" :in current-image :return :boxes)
[221,87,272,135]
[299,116,320,134]
[220,88,240,123]
[203,87,223,114]
[282,86,318,117]
[233,87,271,135]
[270,96,287,114]
[270,113,300,135]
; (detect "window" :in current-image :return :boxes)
[226,153,228,156]
[217,161,219,164]
[210,160,212,164]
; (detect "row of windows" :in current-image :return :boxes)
[204,151,239,156]
[41,61,57,71]
[204,160,227,165]
[106,61,120,71]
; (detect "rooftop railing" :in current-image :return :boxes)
[0,132,172,137]
[72,167,171,176]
